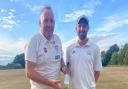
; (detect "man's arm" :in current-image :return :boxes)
[25,60,65,89]
[94,46,102,82]
[60,58,67,74]
[94,71,100,82]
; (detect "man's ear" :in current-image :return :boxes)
[39,20,41,26]
[75,25,77,32]
[87,26,89,32]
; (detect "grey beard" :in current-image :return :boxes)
[45,26,52,31]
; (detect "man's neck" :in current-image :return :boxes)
[41,32,52,41]
[77,38,88,46]
[45,35,52,41]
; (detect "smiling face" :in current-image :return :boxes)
[39,7,55,40]
[76,16,89,40]
[76,23,89,40]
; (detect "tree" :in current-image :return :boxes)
[117,43,128,65]
[13,53,25,68]
[109,52,119,65]
[108,43,128,65]
[120,43,128,65]
[102,44,119,66]
[124,50,128,65]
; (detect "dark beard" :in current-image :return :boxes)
[78,31,87,40]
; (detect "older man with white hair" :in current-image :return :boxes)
[25,5,66,89]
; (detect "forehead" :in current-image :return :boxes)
[77,23,88,26]
[42,9,54,18]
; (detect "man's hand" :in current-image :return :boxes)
[94,71,100,82]
[66,68,71,76]
[51,80,67,89]
[61,66,67,74]
[26,61,66,89]
[61,66,71,76]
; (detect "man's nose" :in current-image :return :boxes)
[47,21,50,26]
[80,27,84,31]
[47,21,53,27]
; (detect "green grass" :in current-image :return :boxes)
[96,67,128,89]
[0,67,128,89]
[0,69,30,89]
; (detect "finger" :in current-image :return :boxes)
[52,80,61,84]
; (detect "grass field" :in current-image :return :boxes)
[0,67,128,89]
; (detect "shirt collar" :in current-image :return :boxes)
[75,37,91,48]
[39,32,54,44]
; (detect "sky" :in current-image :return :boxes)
[0,0,128,65]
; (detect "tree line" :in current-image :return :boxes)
[0,43,128,69]
[102,43,128,66]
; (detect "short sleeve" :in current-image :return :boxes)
[93,47,102,71]
[25,37,37,63]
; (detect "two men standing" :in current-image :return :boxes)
[25,5,102,89]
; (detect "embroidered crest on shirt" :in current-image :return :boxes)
[54,45,60,60]
[44,47,47,53]
[72,50,76,54]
